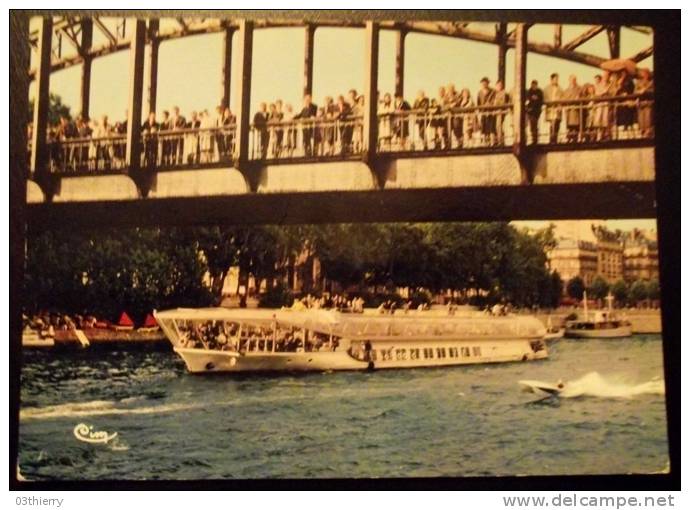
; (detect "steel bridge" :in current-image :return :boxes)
[15,12,658,227]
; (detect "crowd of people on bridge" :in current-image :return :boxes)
[32,67,653,172]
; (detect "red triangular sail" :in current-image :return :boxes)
[143,313,158,328]
[118,312,134,327]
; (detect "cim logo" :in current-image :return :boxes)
[73,423,118,445]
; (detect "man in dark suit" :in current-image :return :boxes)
[159,110,172,165]
[294,94,318,157]
[171,106,186,165]
[253,102,269,159]
[142,111,159,168]
[336,95,352,154]
[526,80,544,145]
[393,93,411,148]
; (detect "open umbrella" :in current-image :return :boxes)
[600,58,637,75]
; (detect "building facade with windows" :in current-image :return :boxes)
[547,227,659,289]
[547,238,599,287]
[622,229,659,282]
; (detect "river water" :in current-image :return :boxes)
[18,335,668,480]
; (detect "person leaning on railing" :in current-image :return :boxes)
[613,70,636,138]
[635,69,654,138]
[378,92,394,150]
[525,80,544,145]
[253,102,269,159]
[456,88,475,148]
[412,90,430,150]
[393,93,411,150]
[492,80,510,146]
[562,75,583,143]
[337,95,354,155]
[543,73,564,144]
[294,94,318,157]
[141,111,159,168]
[477,77,496,146]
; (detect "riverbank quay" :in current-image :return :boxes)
[534,308,661,334]
[22,306,661,351]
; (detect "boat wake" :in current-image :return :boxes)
[20,397,203,421]
[559,372,665,399]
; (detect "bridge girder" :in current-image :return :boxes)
[27,17,653,80]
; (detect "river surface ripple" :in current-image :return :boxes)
[18,335,669,480]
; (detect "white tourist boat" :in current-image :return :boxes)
[154,307,548,374]
[564,292,632,339]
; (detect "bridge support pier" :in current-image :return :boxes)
[80,19,93,119]
[221,25,234,108]
[146,19,159,116]
[31,16,59,200]
[363,21,385,188]
[512,23,534,185]
[497,22,507,84]
[394,26,406,98]
[234,20,259,192]
[303,23,315,97]
[126,20,150,196]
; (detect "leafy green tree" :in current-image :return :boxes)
[566,276,585,300]
[611,280,629,306]
[29,93,73,125]
[588,276,610,301]
[629,280,649,305]
[646,279,660,301]
[24,228,213,322]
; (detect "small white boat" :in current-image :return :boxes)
[565,292,632,339]
[519,379,565,397]
[22,326,55,348]
[155,307,548,374]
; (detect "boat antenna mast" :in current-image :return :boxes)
[606,291,614,313]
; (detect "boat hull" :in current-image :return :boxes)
[174,340,547,374]
[544,329,565,341]
[564,326,632,339]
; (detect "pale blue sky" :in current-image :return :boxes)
[31,19,653,122]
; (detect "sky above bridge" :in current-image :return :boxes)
[31,19,653,124]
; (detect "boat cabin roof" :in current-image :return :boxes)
[155,308,545,339]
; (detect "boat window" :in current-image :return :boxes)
[436,347,446,358]
[530,340,545,353]
[461,347,470,357]
[423,348,434,359]
[449,347,459,358]
[472,346,482,357]
[410,348,420,360]
[395,348,407,360]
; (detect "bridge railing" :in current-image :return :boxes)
[46,134,128,174]
[36,95,653,175]
[141,126,236,169]
[532,94,654,145]
[378,103,515,153]
[249,116,364,160]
